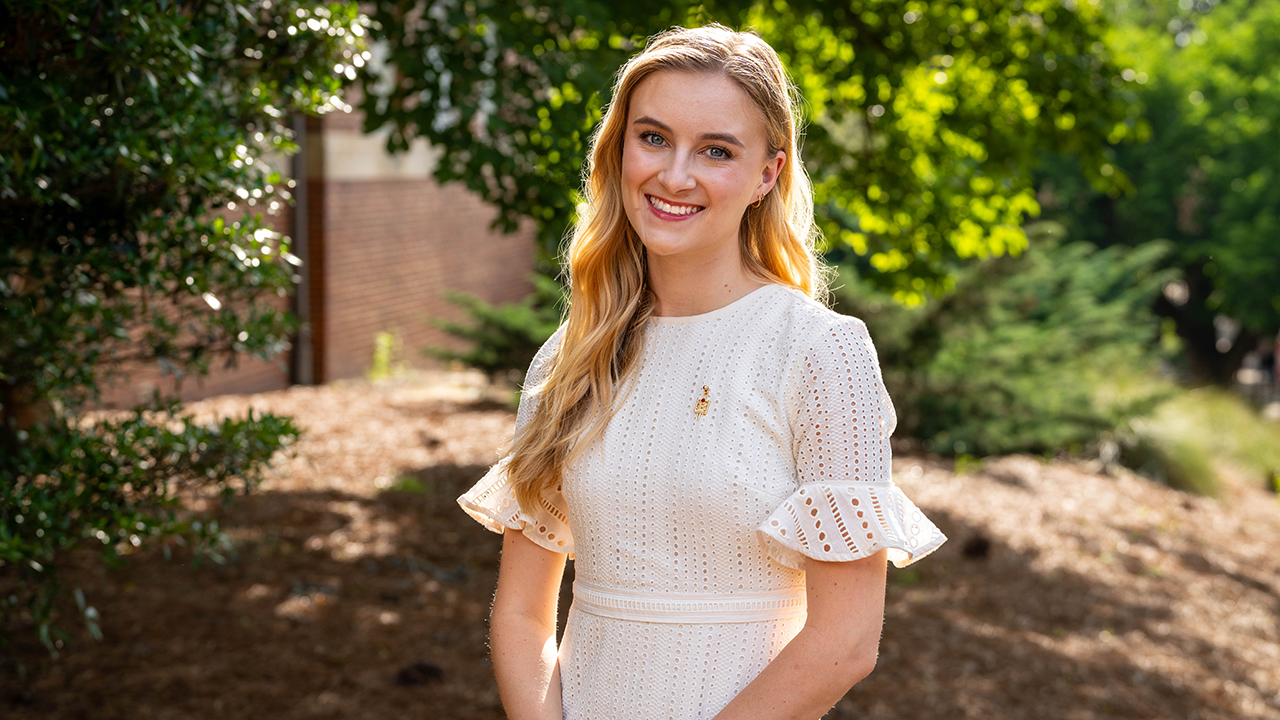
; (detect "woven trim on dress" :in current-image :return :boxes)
[572,580,807,624]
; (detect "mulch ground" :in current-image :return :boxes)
[3,371,1279,720]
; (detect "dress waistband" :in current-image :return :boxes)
[572,580,807,624]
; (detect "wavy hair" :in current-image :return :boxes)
[508,23,826,514]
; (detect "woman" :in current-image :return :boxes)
[458,24,945,720]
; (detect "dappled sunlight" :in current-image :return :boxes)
[240,583,274,602]
[353,605,403,628]
[888,454,1280,718]
[190,369,518,498]
[297,499,401,561]
[7,374,1278,720]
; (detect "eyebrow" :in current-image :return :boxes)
[632,116,746,149]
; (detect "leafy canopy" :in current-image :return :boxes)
[361,0,1141,302]
[0,0,363,660]
[1038,0,1280,382]
[2,0,366,408]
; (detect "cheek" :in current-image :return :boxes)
[704,171,750,206]
[621,149,649,194]
[620,153,647,222]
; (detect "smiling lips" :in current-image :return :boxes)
[647,194,704,218]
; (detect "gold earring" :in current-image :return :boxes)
[752,196,762,209]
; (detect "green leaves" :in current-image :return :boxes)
[427,273,566,383]
[1038,0,1280,383]
[766,0,1140,301]
[1,1,368,411]
[1,405,300,656]
[837,228,1175,456]
[0,0,359,663]
[359,0,1138,298]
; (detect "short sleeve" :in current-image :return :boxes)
[758,318,945,569]
[456,325,574,555]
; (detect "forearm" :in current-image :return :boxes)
[490,613,563,720]
[714,552,888,720]
[710,625,876,720]
[490,529,567,720]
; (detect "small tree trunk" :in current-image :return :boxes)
[1154,265,1256,386]
[0,379,53,432]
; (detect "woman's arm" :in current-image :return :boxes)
[490,528,569,720]
[712,550,889,720]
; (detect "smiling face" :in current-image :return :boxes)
[621,70,785,268]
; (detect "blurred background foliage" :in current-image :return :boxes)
[426,273,566,384]
[1037,0,1280,385]
[397,0,1279,486]
[833,223,1176,459]
[1,0,361,662]
[361,0,1139,302]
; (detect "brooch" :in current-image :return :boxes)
[694,385,710,418]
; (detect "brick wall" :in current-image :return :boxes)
[102,106,537,403]
[101,351,293,407]
[303,105,537,382]
[320,178,535,381]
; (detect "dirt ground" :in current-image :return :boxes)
[3,371,1279,720]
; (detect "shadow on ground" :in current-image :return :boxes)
[2,446,1274,719]
[1,461,506,720]
[836,507,1261,719]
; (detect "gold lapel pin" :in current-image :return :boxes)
[694,385,710,418]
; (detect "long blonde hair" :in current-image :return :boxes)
[508,23,825,514]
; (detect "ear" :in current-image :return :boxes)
[756,150,786,202]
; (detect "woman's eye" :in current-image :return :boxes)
[707,146,732,160]
[641,132,666,147]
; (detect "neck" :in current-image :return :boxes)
[647,249,764,317]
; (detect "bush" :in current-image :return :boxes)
[1,406,299,657]
[835,224,1176,457]
[428,273,565,384]
[0,0,364,662]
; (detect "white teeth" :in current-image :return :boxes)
[648,195,702,216]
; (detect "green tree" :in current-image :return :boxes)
[428,273,566,383]
[361,0,1140,301]
[1037,0,1280,384]
[835,225,1175,457]
[0,0,364,660]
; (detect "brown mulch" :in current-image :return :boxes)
[3,371,1279,720]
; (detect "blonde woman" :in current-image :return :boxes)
[458,24,945,720]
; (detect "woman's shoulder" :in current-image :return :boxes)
[763,284,870,347]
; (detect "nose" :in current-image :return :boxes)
[657,150,697,193]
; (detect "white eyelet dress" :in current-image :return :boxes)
[458,284,946,720]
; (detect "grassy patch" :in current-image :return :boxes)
[1129,389,1280,496]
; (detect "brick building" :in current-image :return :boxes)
[105,109,536,405]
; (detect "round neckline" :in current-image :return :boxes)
[649,284,783,325]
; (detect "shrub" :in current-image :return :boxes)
[1,406,299,657]
[0,0,364,662]
[1122,389,1280,496]
[835,225,1176,458]
[428,273,565,384]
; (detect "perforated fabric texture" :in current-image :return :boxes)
[757,312,946,569]
[457,284,946,719]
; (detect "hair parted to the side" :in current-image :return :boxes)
[507,23,828,515]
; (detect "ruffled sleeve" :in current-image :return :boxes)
[758,317,945,570]
[456,326,575,555]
